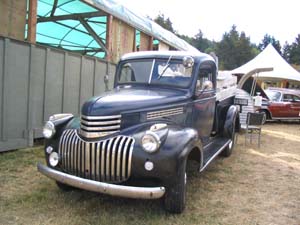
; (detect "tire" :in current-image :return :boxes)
[220,119,236,157]
[259,110,268,124]
[56,181,74,191]
[164,160,187,214]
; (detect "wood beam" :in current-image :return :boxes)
[72,49,105,54]
[105,15,113,61]
[79,17,108,53]
[37,11,107,23]
[28,0,37,43]
[50,0,58,17]
[148,36,153,50]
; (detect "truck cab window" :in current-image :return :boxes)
[196,69,213,91]
[119,63,136,82]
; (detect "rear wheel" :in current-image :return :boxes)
[221,119,236,157]
[164,160,187,213]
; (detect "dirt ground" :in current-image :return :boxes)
[0,122,299,225]
[198,122,300,224]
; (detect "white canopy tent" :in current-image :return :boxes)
[231,44,300,82]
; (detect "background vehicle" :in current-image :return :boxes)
[38,51,240,213]
[260,88,300,121]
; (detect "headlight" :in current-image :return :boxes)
[43,121,56,139]
[49,152,60,167]
[141,131,161,153]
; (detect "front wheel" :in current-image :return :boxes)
[259,110,268,124]
[164,161,187,213]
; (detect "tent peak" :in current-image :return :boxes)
[231,43,300,82]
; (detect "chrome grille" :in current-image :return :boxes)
[58,129,134,183]
[147,107,184,120]
[80,114,121,138]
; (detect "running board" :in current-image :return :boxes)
[200,138,231,172]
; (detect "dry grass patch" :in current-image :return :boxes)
[0,122,299,225]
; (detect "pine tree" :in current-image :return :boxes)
[258,34,282,55]
[154,14,175,34]
[216,25,257,70]
[282,42,291,62]
[289,34,300,65]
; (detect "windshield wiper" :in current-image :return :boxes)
[157,55,173,80]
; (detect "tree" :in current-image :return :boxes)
[215,25,257,70]
[282,41,291,62]
[178,34,194,45]
[258,34,282,55]
[288,34,300,65]
[178,30,214,53]
[154,14,175,34]
[192,30,213,52]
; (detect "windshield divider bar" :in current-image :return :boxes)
[148,59,155,84]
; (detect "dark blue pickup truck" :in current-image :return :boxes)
[38,51,239,213]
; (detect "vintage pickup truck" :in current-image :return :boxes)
[38,51,239,213]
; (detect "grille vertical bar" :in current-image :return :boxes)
[73,136,77,176]
[91,142,96,180]
[111,136,121,181]
[58,130,134,183]
[116,136,125,182]
[95,142,100,181]
[100,141,105,181]
[70,131,76,174]
[122,138,131,179]
[105,139,113,181]
[80,141,85,177]
[60,129,71,169]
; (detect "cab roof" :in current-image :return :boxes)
[120,51,215,63]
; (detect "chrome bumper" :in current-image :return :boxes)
[37,163,165,199]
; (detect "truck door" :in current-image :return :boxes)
[192,66,216,144]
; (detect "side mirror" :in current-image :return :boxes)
[183,56,194,68]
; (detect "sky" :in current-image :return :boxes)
[116,0,300,45]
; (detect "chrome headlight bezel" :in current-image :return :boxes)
[43,121,56,139]
[141,131,161,153]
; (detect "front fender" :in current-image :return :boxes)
[129,125,201,187]
[43,114,76,166]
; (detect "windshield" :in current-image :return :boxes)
[117,58,193,88]
[265,90,281,101]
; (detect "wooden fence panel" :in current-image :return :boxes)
[0,36,116,152]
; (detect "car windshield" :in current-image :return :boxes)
[117,58,193,88]
[265,90,281,101]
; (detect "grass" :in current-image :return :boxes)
[0,123,299,225]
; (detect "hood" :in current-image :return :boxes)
[81,86,190,116]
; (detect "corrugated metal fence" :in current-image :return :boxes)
[0,36,116,152]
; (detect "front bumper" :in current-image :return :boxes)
[37,163,165,199]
